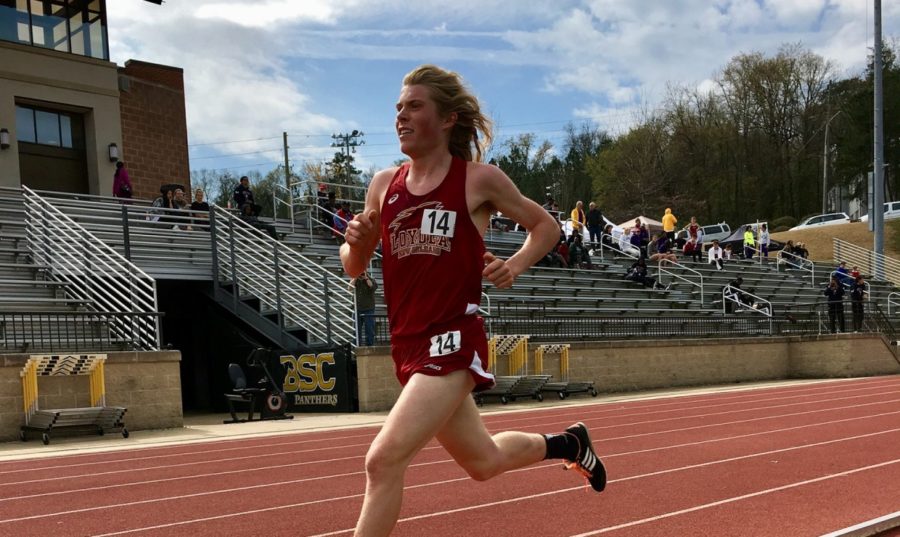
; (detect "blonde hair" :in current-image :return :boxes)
[402,64,493,162]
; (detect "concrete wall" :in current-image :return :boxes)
[0,40,122,195]
[355,334,900,412]
[0,351,182,441]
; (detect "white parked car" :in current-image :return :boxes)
[674,222,731,247]
[860,202,900,222]
[789,212,850,231]
[562,215,618,244]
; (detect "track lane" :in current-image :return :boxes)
[3,407,899,535]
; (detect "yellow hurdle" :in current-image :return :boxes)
[534,344,571,381]
[20,354,108,426]
[488,335,530,376]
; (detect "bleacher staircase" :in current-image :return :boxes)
[26,190,357,351]
[0,187,160,351]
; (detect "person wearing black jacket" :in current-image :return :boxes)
[624,257,664,290]
[824,276,846,333]
[724,276,752,313]
[586,202,603,249]
[849,275,867,332]
[233,176,255,212]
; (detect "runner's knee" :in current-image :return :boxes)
[457,454,502,481]
[364,442,409,482]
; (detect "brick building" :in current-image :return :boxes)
[118,60,190,201]
[0,0,188,199]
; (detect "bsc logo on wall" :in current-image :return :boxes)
[278,347,354,412]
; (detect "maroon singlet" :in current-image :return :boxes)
[379,156,494,389]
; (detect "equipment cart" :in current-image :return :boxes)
[20,354,128,445]
[536,344,599,400]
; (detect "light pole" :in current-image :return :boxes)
[822,111,842,214]
[330,130,365,186]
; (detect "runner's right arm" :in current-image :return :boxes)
[340,168,393,278]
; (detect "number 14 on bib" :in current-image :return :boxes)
[429,330,461,357]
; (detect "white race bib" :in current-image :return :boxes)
[429,330,461,357]
[421,209,456,238]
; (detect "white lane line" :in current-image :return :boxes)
[6,406,900,505]
[7,425,900,532]
[566,460,900,537]
[2,377,895,475]
[520,390,900,434]
[311,454,900,537]
[4,394,899,489]
[0,432,379,476]
[487,377,900,427]
[820,510,900,537]
[599,397,900,443]
[1,376,893,471]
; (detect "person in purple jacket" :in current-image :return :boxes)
[112,161,132,199]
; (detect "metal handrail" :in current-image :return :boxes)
[888,292,900,315]
[834,238,900,284]
[828,270,871,297]
[29,187,153,206]
[22,187,160,350]
[0,310,163,352]
[211,206,356,347]
[777,249,815,284]
[722,285,773,317]
[272,183,296,232]
[597,232,639,261]
[657,258,704,305]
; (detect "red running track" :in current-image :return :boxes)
[1,375,900,537]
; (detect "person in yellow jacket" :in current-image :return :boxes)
[662,208,677,248]
[743,225,756,260]
[570,200,586,241]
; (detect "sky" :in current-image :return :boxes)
[106,0,898,181]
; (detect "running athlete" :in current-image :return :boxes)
[341,64,606,537]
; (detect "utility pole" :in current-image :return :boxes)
[330,130,365,184]
[282,131,291,215]
[282,131,290,189]
[874,0,885,266]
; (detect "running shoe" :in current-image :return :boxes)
[563,422,607,492]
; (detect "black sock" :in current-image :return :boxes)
[543,432,579,460]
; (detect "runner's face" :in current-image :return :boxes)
[396,84,450,157]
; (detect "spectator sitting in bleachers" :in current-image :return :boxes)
[723,276,754,313]
[491,211,509,232]
[613,227,640,257]
[568,234,592,269]
[233,176,254,213]
[556,239,570,268]
[723,244,733,260]
[649,233,677,263]
[629,219,648,257]
[240,202,278,240]
[172,187,191,230]
[708,239,726,270]
[600,224,617,254]
[683,236,701,263]
[190,189,210,230]
[624,256,667,290]
[850,265,861,280]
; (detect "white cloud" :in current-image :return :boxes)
[762,0,827,28]
[108,1,341,167]
[195,1,341,27]
[105,0,900,173]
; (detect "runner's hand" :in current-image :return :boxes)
[483,251,514,289]
[346,209,380,249]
